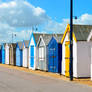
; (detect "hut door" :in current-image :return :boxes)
[65,41,70,77]
[30,46,34,68]
[49,43,56,73]
[23,48,27,67]
[2,49,5,64]
[6,47,9,64]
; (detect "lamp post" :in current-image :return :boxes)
[69,0,73,81]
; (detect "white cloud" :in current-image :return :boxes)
[0,0,92,44]
[43,13,92,34]
[0,0,49,27]
[42,20,67,33]
[74,13,92,25]
[0,0,49,43]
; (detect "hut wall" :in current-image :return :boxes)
[37,39,47,71]
[23,48,27,67]
[77,41,92,77]
[62,33,77,77]
[29,37,36,70]
[91,48,92,80]
[5,45,9,64]
[27,48,29,67]
[0,49,2,63]
[16,47,21,66]
[9,46,16,65]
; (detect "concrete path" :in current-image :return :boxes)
[0,66,92,92]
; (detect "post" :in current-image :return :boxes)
[69,0,73,81]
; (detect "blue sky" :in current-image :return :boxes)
[29,0,92,22]
[0,0,92,43]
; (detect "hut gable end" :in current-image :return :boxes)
[61,24,92,43]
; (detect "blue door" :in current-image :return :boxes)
[2,49,5,64]
[30,46,34,68]
[20,50,23,66]
[2,44,5,64]
[48,41,58,73]
[16,48,20,66]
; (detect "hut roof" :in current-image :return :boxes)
[17,42,22,49]
[24,40,29,48]
[42,34,53,45]
[9,43,16,48]
[73,25,92,41]
[53,34,63,43]
[33,33,43,43]
[0,45,1,49]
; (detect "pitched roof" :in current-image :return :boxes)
[0,45,1,49]
[9,43,16,48]
[17,42,22,49]
[53,34,64,43]
[24,40,29,48]
[33,33,43,43]
[73,25,92,41]
[42,34,53,45]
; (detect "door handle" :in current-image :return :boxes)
[65,57,70,59]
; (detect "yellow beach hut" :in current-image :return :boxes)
[61,24,92,78]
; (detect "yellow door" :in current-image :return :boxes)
[65,41,70,77]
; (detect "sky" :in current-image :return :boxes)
[0,0,92,43]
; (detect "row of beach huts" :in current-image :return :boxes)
[1,24,92,80]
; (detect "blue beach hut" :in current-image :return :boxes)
[16,42,23,67]
[48,34,63,73]
[1,43,5,64]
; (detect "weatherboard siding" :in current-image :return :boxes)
[77,41,92,77]
[29,36,36,70]
[5,44,9,64]
[62,33,77,77]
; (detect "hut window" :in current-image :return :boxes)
[39,47,45,60]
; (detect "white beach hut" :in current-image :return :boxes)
[87,30,92,80]
[37,34,52,71]
[22,40,29,68]
[5,43,10,64]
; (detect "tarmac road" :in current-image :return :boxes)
[0,66,92,92]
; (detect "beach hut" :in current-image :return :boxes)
[5,43,10,64]
[48,34,63,73]
[29,33,42,70]
[16,42,23,67]
[37,34,52,71]
[1,43,5,64]
[9,43,16,65]
[87,30,92,80]
[22,40,29,68]
[61,24,92,78]
[0,45,2,63]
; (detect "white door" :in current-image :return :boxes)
[5,47,9,64]
[23,48,27,67]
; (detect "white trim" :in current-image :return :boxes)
[29,36,37,70]
[37,35,45,46]
[87,30,92,42]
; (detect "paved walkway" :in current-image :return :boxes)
[0,65,92,92]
